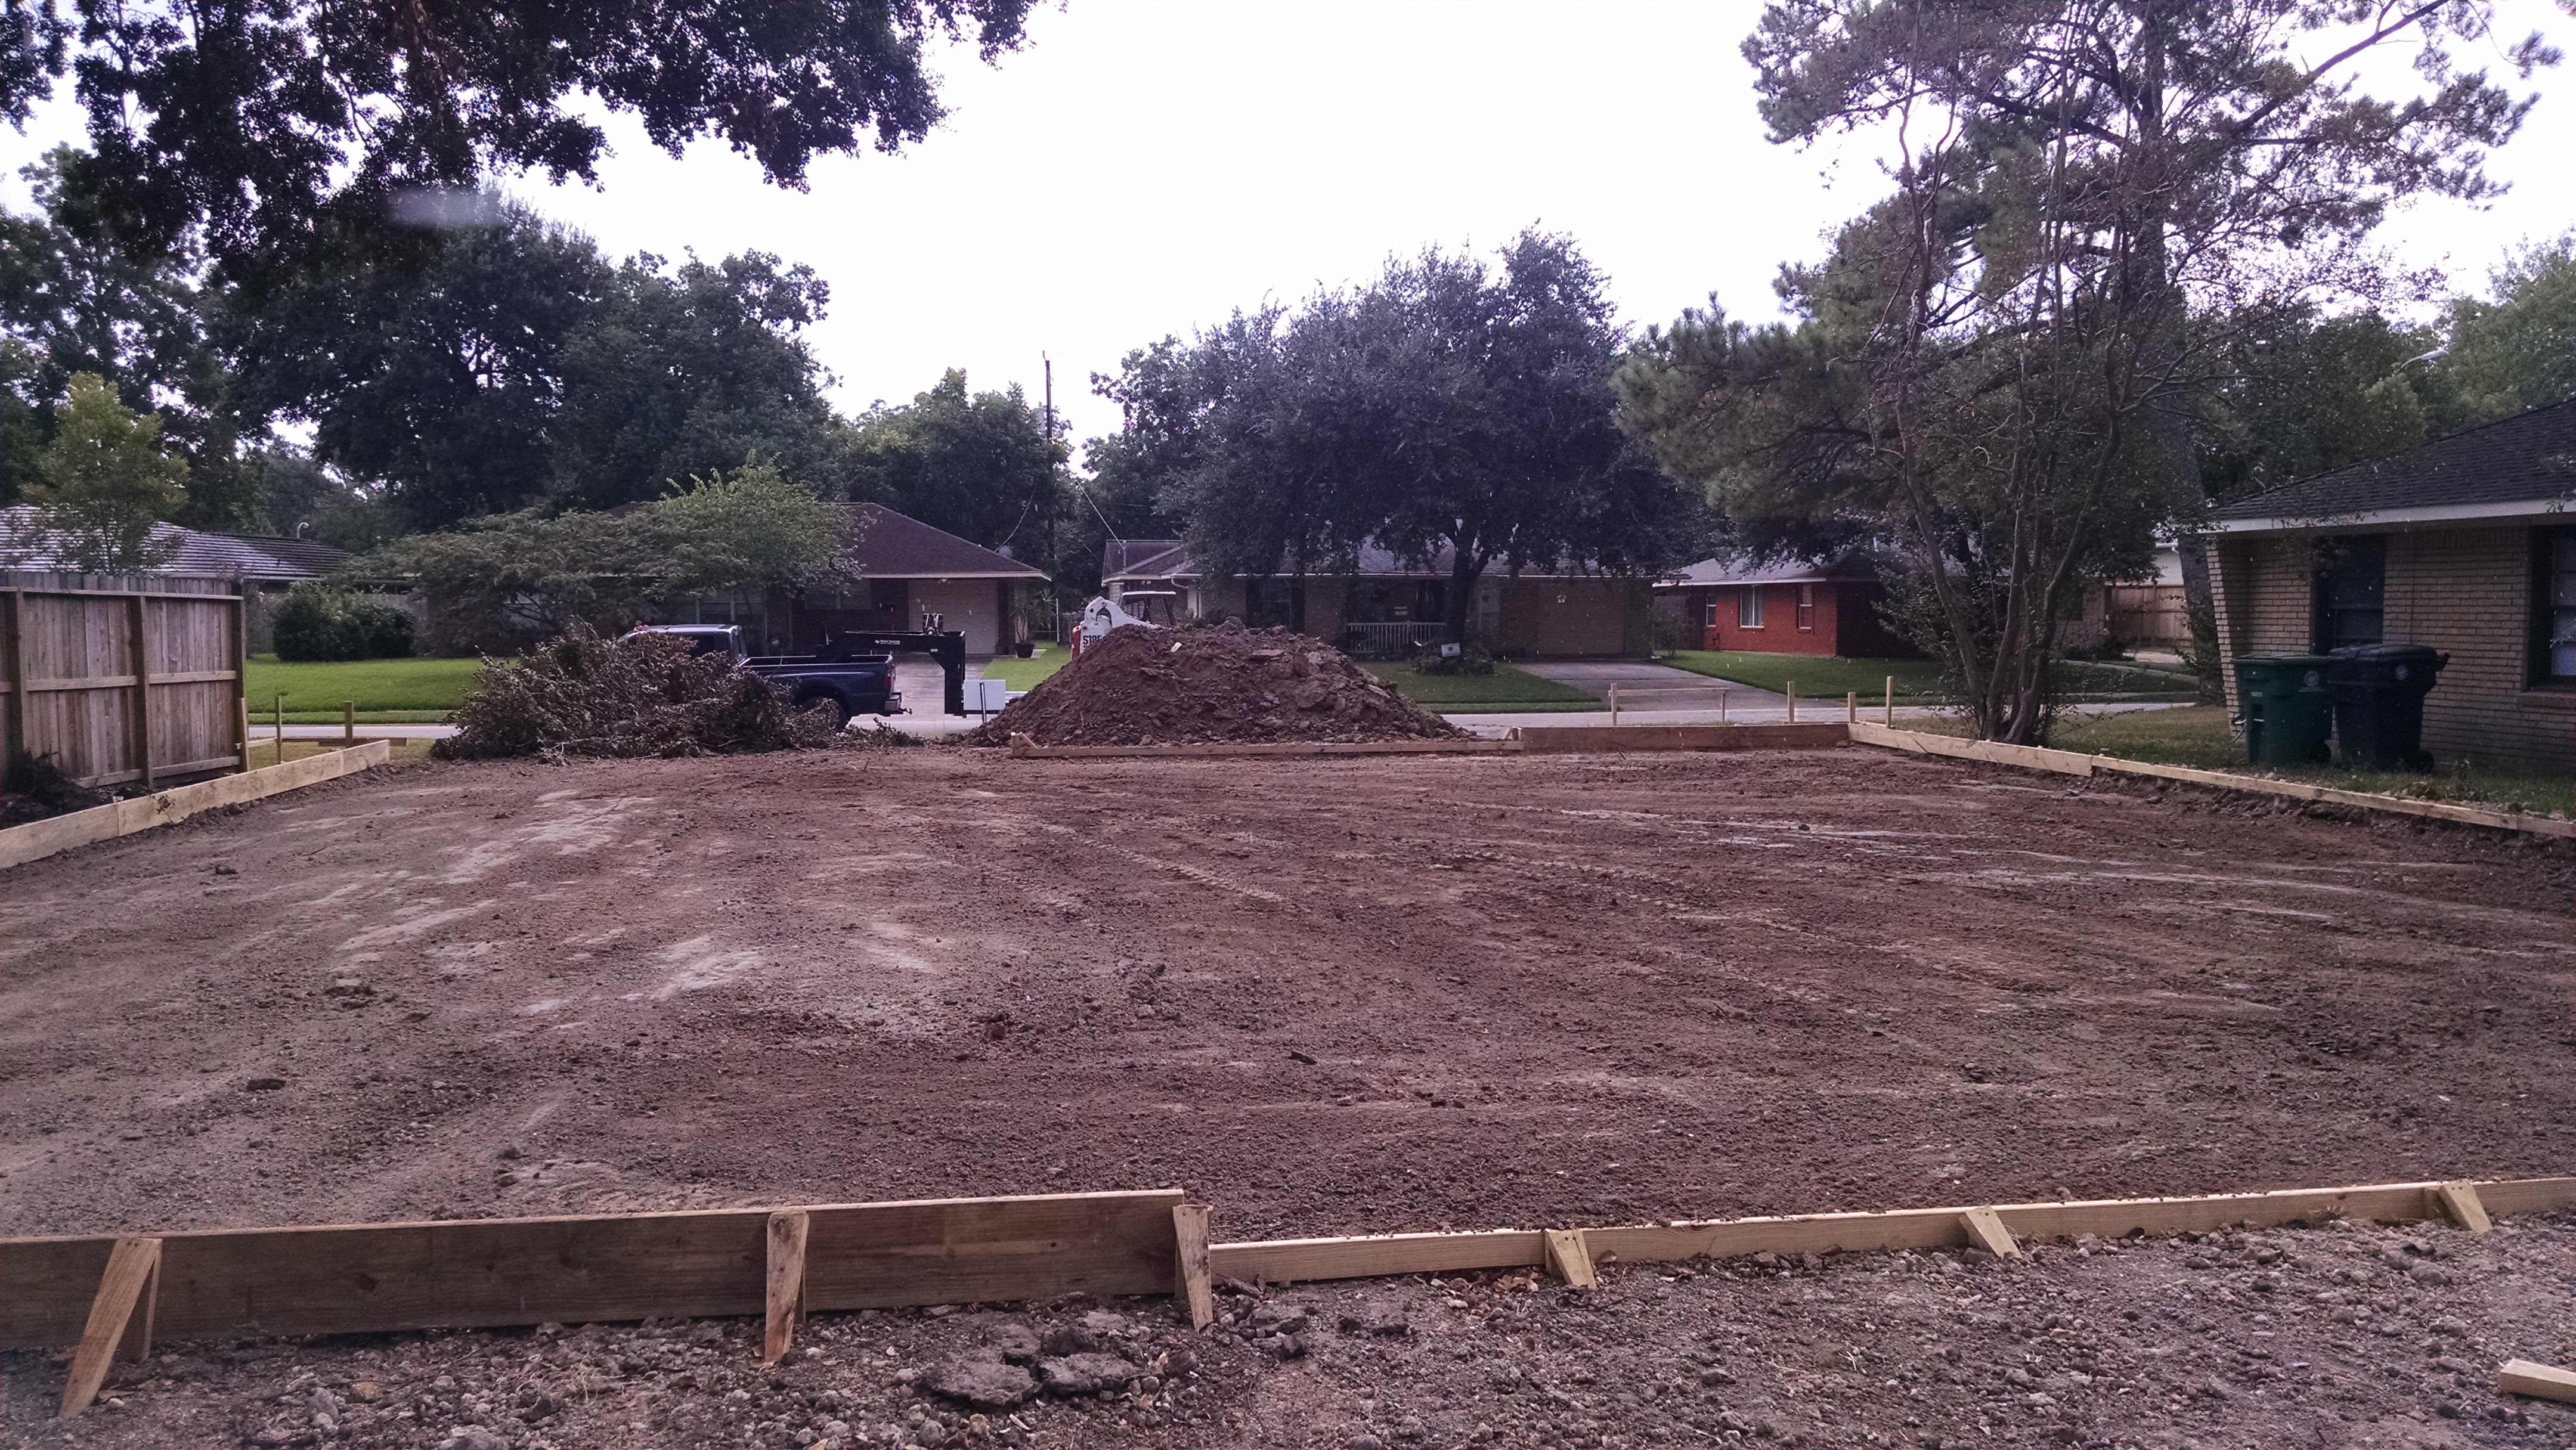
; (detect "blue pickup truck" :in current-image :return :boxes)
[623,625,900,725]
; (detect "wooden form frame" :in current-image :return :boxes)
[1,1190,1185,1351]
[1008,734,1521,760]
[8,1176,2567,1417]
[1847,721,2576,838]
[1203,1176,2572,1286]
[0,741,389,871]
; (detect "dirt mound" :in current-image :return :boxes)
[962,620,1462,746]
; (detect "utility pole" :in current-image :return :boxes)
[1044,355,1058,630]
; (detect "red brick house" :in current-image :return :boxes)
[1656,551,1916,658]
[2207,398,2575,769]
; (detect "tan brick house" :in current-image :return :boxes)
[2206,399,2574,769]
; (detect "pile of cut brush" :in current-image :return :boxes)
[436,625,841,761]
[962,619,1461,747]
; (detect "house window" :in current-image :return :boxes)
[1702,597,1718,629]
[1795,584,1816,630]
[2537,526,2576,687]
[2313,535,2385,651]
[1738,585,1766,628]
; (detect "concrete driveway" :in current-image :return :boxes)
[1517,659,1790,714]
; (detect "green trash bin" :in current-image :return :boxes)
[2325,645,2448,771]
[2234,656,2334,767]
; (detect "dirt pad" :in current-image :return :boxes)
[5,1213,2569,1448]
[961,621,1459,745]
[2,745,2571,1446]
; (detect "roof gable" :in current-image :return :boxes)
[849,503,1048,580]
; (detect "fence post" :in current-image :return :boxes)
[128,593,155,789]
[343,700,355,746]
[1,590,23,767]
[1885,675,1895,726]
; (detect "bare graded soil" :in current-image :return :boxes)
[1,745,2570,1446]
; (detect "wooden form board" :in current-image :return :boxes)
[1847,721,2575,838]
[0,1189,1184,1349]
[2498,1359,2576,1404]
[1208,1177,2573,1287]
[1006,735,1522,759]
[0,740,389,871]
[1512,723,1848,755]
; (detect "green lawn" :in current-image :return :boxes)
[976,643,1074,691]
[1364,662,1603,712]
[1663,650,2197,704]
[243,655,484,722]
[1915,705,2574,819]
[1665,651,1949,702]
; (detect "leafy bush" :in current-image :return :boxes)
[1410,643,1496,676]
[272,583,416,662]
[434,624,838,761]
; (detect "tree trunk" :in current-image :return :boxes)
[1444,551,1484,645]
[2176,534,2224,703]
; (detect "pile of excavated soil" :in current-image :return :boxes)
[961,620,1461,746]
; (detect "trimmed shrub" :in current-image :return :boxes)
[1410,643,1497,676]
[434,624,839,761]
[273,583,416,661]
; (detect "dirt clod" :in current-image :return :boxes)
[961,620,1460,746]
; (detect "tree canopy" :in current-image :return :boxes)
[1621,0,2558,743]
[17,370,190,571]
[366,460,854,652]
[844,366,1066,571]
[225,206,847,528]
[8,1,1034,288]
[1097,231,1705,639]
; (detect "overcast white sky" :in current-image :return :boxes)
[7,0,2572,458]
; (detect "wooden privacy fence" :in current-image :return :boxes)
[1,572,247,789]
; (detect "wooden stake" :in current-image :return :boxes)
[273,693,285,766]
[1541,1228,1596,1288]
[2498,1359,2576,1403]
[1172,1204,1215,1331]
[58,1237,160,1418]
[237,695,251,771]
[762,1210,809,1364]
[1785,682,1796,723]
[1719,686,1727,724]
[1959,1206,2020,1259]
[128,595,154,789]
[1884,675,1894,726]
[1845,690,1857,724]
[342,699,355,746]
[2433,1181,2492,1235]
[1608,684,1620,727]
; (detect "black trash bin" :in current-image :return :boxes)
[2234,656,2335,767]
[2325,645,2447,771]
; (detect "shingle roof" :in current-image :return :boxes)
[850,503,1048,580]
[1101,537,1627,583]
[2210,398,2575,528]
[1659,549,1886,588]
[0,508,349,578]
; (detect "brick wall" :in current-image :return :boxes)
[2212,525,2574,769]
[1701,583,1841,656]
